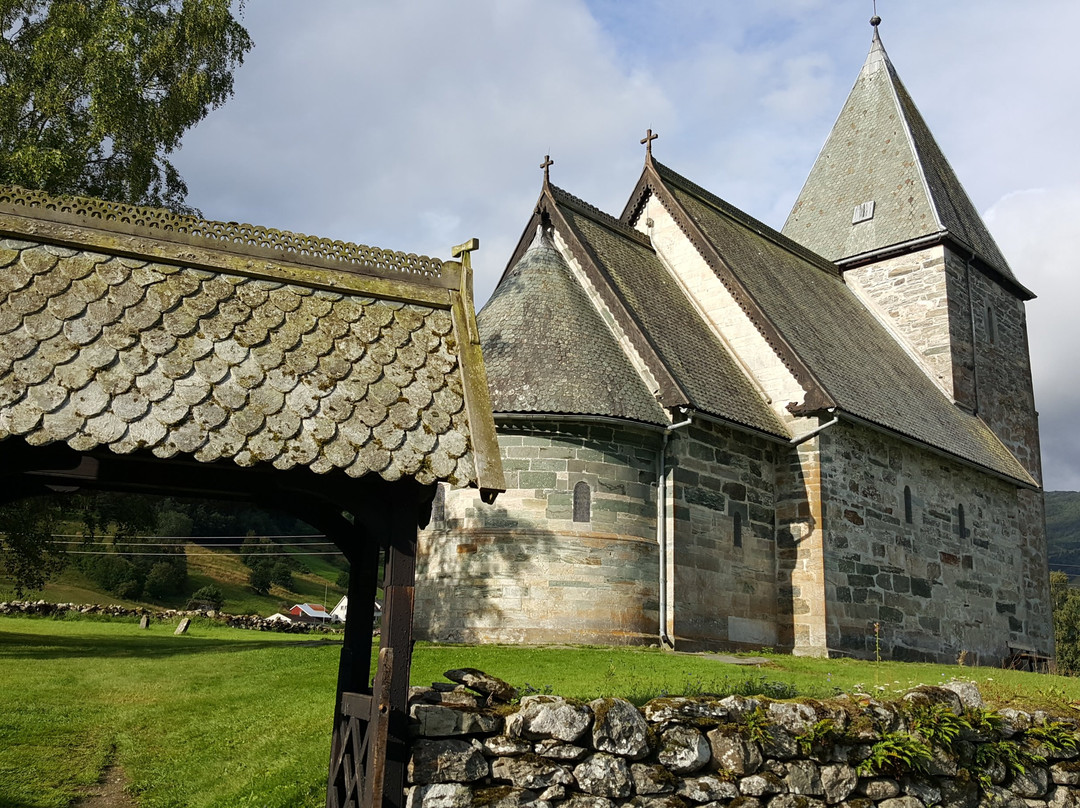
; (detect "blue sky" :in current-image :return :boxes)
[172,1,1080,490]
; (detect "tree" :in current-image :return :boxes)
[1051,571,1080,675]
[187,584,223,611]
[0,0,252,213]
[0,498,65,596]
[248,561,271,596]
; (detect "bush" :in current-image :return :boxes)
[83,553,141,597]
[143,562,186,600]
[335,570,349,589]
[249,562,272,595]
[269,562,293,591]
[187,585,225,611]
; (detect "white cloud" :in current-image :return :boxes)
[986,187,1080,490]
[172,1,1080,489]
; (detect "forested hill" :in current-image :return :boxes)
[1046,491,1080,578]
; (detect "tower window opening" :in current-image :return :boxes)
[734,512,743,548]
[986,306,997,345]
[958,503,967,539]
[573,481,591,523]
[904,486,913,524]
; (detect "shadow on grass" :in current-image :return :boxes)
[0,630,343,661]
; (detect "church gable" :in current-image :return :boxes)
[548,187,789,440]
[625,177,814,428]
[634,160,1033,487]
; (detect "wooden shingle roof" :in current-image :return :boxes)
[0,186,504,497]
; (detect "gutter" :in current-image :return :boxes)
[657,409,693,649]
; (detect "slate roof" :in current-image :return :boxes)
[644,161,1034,486]
[478,227,668,425]
[0,187,504,492]
[548,188,789,439]
[781,27,1029,298]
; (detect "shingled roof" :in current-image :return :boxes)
[0,186,504,496]
[478,226,667,425]
[781,25,1030,299]
[636,160,1034,486]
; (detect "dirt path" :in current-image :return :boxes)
[73,765,137,808]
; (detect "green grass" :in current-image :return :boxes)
[3,614,1080,807]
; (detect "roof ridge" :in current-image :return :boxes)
[652,162,840,276]
[548,184,653,248]
[0,183,445,279]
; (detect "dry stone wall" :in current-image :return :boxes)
[407,674,1080,808]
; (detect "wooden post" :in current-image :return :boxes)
[377,482,419,808]
[327,528,380,808]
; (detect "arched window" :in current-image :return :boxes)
[573,481,591,523]
[958,504,967,539]
[904,486,913,524]
[733,512,743,548]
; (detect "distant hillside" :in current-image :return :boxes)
[1046,491,1080,577]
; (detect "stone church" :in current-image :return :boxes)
[415,20,1052,665]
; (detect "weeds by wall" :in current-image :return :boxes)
[407,672,1080,808]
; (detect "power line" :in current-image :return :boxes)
[63,550,344,557]
[49,533,326,540]
[46,539,337,548]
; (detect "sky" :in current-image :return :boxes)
[171,1,1080,491]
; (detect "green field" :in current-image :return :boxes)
[3,614,1080,808]
[1,540,348,617]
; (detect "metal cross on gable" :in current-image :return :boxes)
[641,128,658,157]
[541,154,553,182]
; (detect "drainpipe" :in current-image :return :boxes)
[790,410,839,446]
[657,408,693,649]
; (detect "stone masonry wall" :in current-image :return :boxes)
[941,248,1042,482]
[415,421,661,646]
[667,419,779,652]
[843,247,954,401]
[408,673,1080,808]
[818,420,1052,665]
[775,435,828,658]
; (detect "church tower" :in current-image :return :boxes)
[782,17,1041,483]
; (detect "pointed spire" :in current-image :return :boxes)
[782,17,1025,294]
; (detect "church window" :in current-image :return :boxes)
[904,486,913,524]
[733,512,743,548]
[957,504,967,539]
[573,482,591,523]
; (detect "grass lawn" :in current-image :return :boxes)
[2,614,1080,807]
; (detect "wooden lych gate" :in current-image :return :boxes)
[0,187,505,808]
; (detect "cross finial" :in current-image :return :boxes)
[641,128,658,157]
[541,154,554,183]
